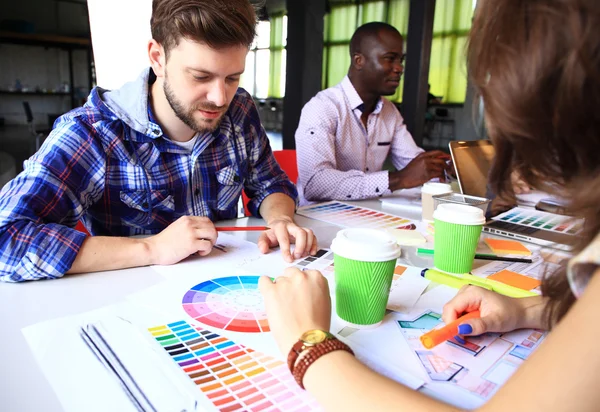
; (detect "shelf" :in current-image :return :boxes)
[0,91,70,96]
[0,31,91,49]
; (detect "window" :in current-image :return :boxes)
[240,15,287,99]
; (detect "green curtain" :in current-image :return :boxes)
[269,14,286,98]
[322,0,473,103]
[429,0,473,103]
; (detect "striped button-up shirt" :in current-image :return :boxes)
[0,69,296,282]
[295,76,423,205]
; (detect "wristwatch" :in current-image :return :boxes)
[287,329,354,389]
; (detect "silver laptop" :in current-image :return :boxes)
[449,140,580,247]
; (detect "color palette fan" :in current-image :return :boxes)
[297,201,416,230]
[183,276,269,333]
[149,321,321,411]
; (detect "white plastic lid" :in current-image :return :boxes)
[421,182,453,195]
[330,228,401,262]
[433,203,486,225]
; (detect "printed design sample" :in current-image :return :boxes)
[183,276,269,333]
[149,321,321,411]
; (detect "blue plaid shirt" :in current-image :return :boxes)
[0,69,297,282]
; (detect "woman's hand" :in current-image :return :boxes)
[259,267,332,355]
[442,285,548,338]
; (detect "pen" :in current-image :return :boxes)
[416,248,532,264]
[421,268,537,298]
[216,226,270,232]
[420,311,481,349]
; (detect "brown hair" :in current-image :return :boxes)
[151,0,258,57]
[468,0,600,326]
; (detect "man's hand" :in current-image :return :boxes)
[144,216,218,265]
[257,216,317,263]
[389,150,451,191]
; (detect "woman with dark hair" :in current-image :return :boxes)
[259,0,600,410]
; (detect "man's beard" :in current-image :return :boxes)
[163,78,227,133]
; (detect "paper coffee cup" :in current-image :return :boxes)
[421,182,452,222]
[433,204,485,274]
[331,228,401,328]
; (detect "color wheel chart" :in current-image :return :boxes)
[297,201,416,230]
[149,321,321,412]
[492,207,582,235]
[183,276,269,333]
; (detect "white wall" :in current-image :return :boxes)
[87,0,152,90]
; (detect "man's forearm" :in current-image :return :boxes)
[67,236,154,274]
[259,193,296,224]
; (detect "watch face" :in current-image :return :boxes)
[302,329,329,344]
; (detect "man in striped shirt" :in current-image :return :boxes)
[0,0,316,282]
[295,22,450,205]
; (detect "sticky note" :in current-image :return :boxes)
[484,238,532,256]
[488,270,541,290]
[387,229,426,246]
[394,265,408,277]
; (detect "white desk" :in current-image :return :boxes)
[0,198,432,411]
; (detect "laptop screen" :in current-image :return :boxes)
[449,140,495,198]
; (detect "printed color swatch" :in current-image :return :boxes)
[297,201,416,230]
[492,207,582,235]
[183,276,269,333]
[149,321,321,411]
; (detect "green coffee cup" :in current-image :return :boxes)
[433,203,485,274]
[331,228,401,328]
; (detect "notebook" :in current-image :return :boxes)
[449,140,581,247]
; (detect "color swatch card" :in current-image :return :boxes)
[183,276,270,333]
[128,274,281,357]
[491,207,583,235]
[297,201,417,230]
[149,320,321,412]
[483,238,532,256]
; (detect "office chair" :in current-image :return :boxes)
[241,150,298,217]
[22,101,52,151]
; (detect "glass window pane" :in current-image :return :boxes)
[240,51,255,95]
[447,36,468,102]
[388,0,410,35]
[280,49,287,97]
[282,16,288,47]
[255,21,271,49]
[329,6,358,42]
[360,1,385,24]
[326,45,350,88]
[255,49,270,98]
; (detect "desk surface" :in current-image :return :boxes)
[0,198,436,411]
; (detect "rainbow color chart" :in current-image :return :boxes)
[492,207,582,235]
[297,201,416,230]
[183,276,269,333]
[149,321,321,412]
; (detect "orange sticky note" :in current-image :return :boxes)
[488,270,541,290]
[394,265,408,277]
[484,238,532,256]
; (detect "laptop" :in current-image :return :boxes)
[449,140,580,247]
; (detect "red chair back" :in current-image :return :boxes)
[242,149,298,216]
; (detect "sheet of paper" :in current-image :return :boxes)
[21,304,176,412]
[387,270,431,312]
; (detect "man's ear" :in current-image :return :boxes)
[351,52,364,71]
[148,39,166,78]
